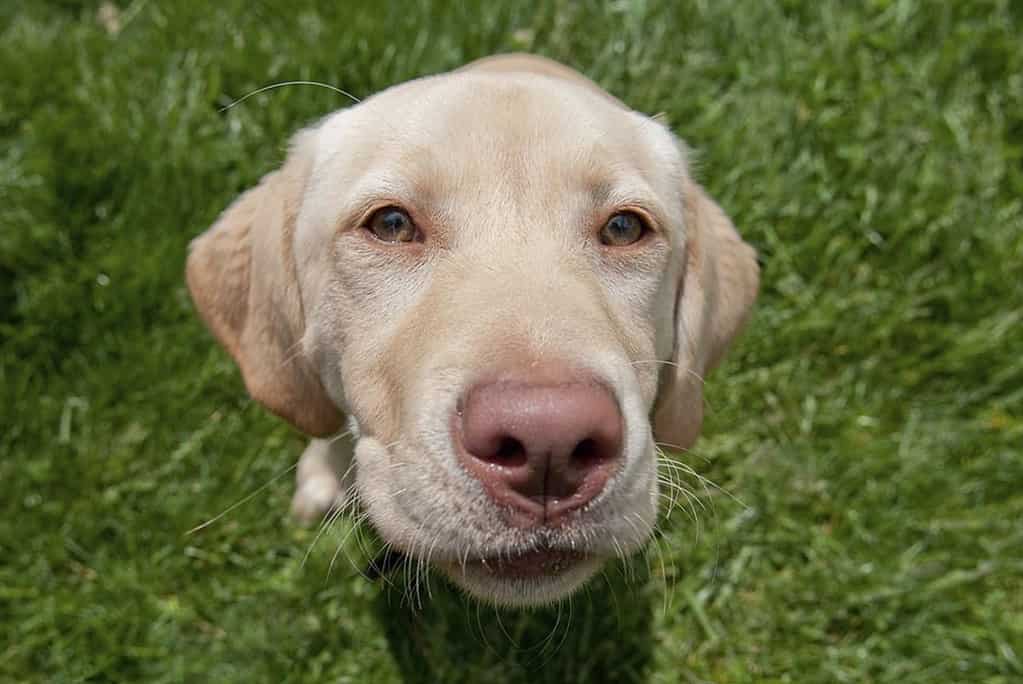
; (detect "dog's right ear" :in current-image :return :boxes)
[186,129,344,436]
[652,180,759,450]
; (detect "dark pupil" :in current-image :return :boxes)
[381,211,407,235]
[611,215,635,236]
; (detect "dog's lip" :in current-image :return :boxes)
[465,548,588,579]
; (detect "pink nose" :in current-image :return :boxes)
[456,373,623,526]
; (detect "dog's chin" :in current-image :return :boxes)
[436,550,605,607]
[354,435,657,607]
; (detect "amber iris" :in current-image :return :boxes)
[366,207,417,243]
[599,212,646,246]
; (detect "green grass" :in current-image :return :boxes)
[2,1,1021,681]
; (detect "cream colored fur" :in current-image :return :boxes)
[187,54,758,606]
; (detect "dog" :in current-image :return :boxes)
[186,54,759,606]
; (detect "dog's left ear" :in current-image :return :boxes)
[652,180,760,450]
[186,129,344,436]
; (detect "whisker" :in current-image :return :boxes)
[404,513,436,610]
[186,462,297,535]
[653,440,708,461]
[609,534,631,583]
[557,594,574,656]
[657,458,746,509]
[657,474,705,516]
[424,533,442,601]
[327,429,354,446]
[494,606,517,647]
[656,447,713,536]
[326,510,370,580]
[634,511,673,618]
[400,549,416,609]
[535,601,561,655]
[352,510,382,576]
[301,483,354,567]
[621,514,653,582]
[685,368,707,386]
[657,448,705,520]
[532,598,567,666]
[461,540,472,575]
[656,449,683,520]
[630,358,680,368]
[475,600,495,653]
[415,543,427,609]
[657,468,711,524]
[364,542,403,586]
[220,80,361,113]
[602,562,623,629]
[276,338,306,370]
[379,438,406,452]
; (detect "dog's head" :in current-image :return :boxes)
[187,55,758,606]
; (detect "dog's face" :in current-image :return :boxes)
[187,56,758,606]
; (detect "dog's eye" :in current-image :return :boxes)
[365,207,418,243]
[599,212,647,247]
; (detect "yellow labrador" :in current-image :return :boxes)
[187,54,759,606]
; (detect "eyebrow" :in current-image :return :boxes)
[588,180,617,207]
[588,175,665,218]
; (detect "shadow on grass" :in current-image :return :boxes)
[374,558,656,684]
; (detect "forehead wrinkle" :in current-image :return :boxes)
[322,131,446,209]
[545,135,670,224]
[328,74,683,244]
[426,138,666,246]
[589,173,668,216]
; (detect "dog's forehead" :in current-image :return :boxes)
[313,72,685,224]
[397,73,635,155]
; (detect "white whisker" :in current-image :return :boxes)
[220,80,361,113]
[301,483,354,567]
[186,462,297,535]
[630,358,680,368]
[326,510,370,580]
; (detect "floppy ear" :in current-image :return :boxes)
[186,130,344,436]
[652,180,759,450]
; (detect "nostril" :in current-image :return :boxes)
[457,374,624,525]
[571,438,604,469]
[494,437,528,467]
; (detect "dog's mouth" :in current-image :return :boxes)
[441,544,604,605]
[464,548,588,580]
[365,544,591,582]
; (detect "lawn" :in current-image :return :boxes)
[2,1,1021,682]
